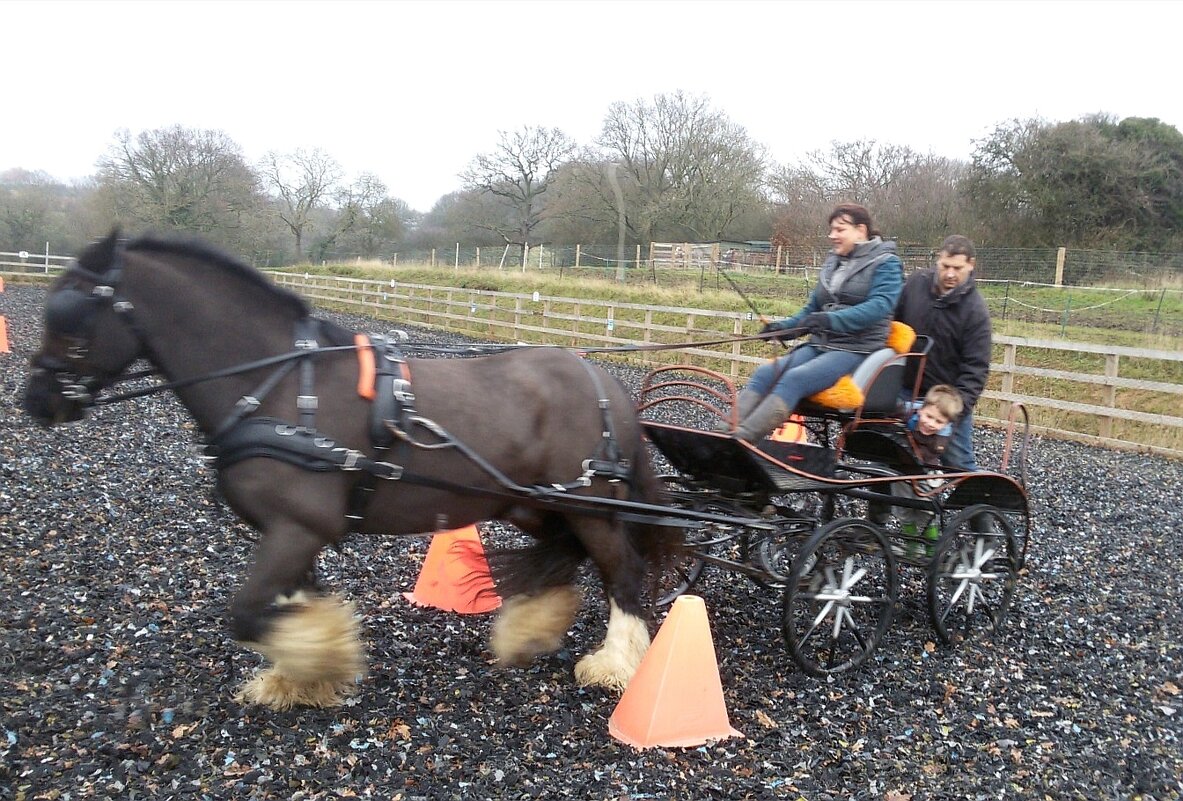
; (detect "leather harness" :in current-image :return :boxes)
[202,324,635,533]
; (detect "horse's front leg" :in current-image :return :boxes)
[230,523,365,710]
[571,520,651,692]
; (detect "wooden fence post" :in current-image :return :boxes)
[1101,353,1119,439]
[1055,247,1066,287]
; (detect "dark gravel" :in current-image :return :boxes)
[2,283,1181,801]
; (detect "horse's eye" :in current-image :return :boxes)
[45,288,99,337]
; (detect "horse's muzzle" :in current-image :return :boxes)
[23,367,89,425]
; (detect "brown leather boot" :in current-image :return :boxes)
[735,395,791,443]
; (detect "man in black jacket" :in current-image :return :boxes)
[894,235,991,471]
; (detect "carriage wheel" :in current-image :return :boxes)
[752,517,817,590]
[652,477,743,607]
[927,505,1020,646]
[653,541,709,607]
[782,518,898,676]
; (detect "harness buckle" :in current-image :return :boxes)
[392,379,415,404]
[333,448,364,470]
[295,338,319,350]
[297,394,319,411]
[275,424,298,436]
[92,285,115,298]
[62,384,92,402]
[236,396,260,413]
[113,300,134,313]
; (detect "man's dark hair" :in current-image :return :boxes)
[939,234,976,260]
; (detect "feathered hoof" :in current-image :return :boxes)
[237,593,365,709]
[574,651,636,693]
[573,602,650,692]
[490,586,581,667]
[235,668,357,710]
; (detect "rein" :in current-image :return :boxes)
[91,343,364,405]
[85,332,785,407]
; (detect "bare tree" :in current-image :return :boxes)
[325,173,414,259]
[258,148,343,261]
[769,139,969,246]
[459,126,576,263]
[95,126,264,240]
[592,92,767,244]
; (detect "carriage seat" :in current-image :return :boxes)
[796,323,930,418]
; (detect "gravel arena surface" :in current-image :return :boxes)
[2,282,1182,801]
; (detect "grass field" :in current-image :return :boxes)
[305,260,1183,455]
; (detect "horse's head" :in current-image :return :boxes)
[24,230,146,425]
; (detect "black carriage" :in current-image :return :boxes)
[25,231,1032,707]
[637,342,1032,677]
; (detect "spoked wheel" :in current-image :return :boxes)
[752,518,816,590]
[652,477,747,607]
[653,541,709,607]
[782,517,898,676]
[927,504,1020,645]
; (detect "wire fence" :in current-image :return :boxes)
[5,241,1183,341]
[388,243,1183,288]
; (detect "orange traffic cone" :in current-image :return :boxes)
[402,525,501,614]
[608,595,742,748]
[771,413,807,443]
[0,316,9,354]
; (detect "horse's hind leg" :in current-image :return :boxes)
[488,515,584,669]
[571,519,651,692]
[230,523,364,710]
[491,585,583,667]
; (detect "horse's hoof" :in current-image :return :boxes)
[490,586,581,667]
[574,652,634,693]
[235,668,357,710]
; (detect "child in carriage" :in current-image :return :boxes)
[892,384,964,554]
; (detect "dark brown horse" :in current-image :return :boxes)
[23,231,678,710]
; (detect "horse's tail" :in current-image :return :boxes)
[485,431,683,607]
[627,433,690,604]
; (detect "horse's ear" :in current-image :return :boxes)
[77,228,122,275]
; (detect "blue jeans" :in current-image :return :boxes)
[942,410,977,471]
[746,345,866,412]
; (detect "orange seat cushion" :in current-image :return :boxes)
[886,320,916,354]
[805,322,914,411]
[807,374,864,409]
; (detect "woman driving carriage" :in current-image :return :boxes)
[730,203,903,442]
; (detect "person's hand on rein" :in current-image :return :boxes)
[799,312,832,334]
[758,320,806,342]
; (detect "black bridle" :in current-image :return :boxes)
[31,246,148,407]
[32,247,362,415]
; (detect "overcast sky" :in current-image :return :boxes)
[4,0,1179,211]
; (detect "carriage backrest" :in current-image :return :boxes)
[856,335,933,414]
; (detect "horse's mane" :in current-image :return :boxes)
[84,231,311,318]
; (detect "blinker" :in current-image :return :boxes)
[44,286,103,337]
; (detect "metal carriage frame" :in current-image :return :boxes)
[636,356,1033,677]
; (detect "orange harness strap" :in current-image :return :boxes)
[355,334,377,400]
